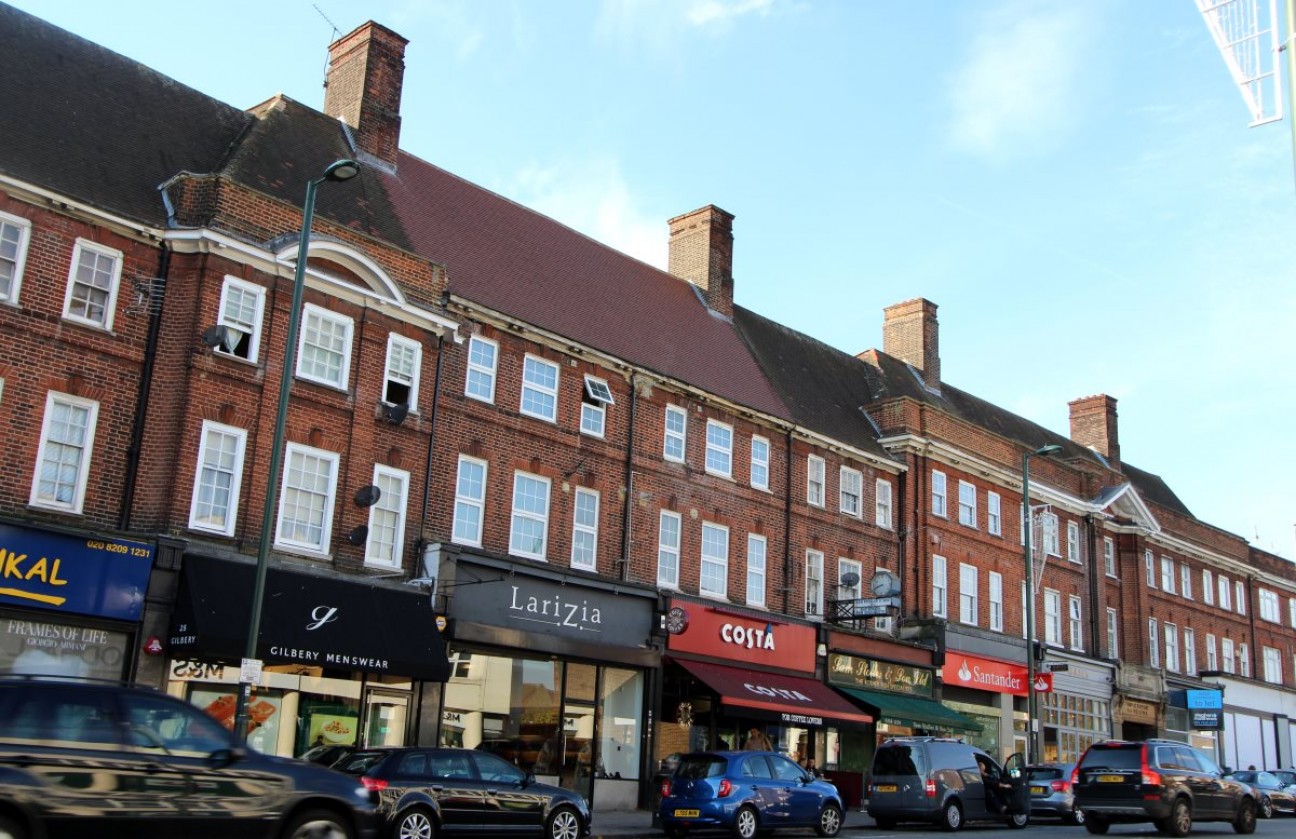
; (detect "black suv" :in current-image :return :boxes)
[1072,738,1257,836]
[0,675,379,838]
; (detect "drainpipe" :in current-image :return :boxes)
[119,242,171,531]
[416,333,446,569]
[619,376,639,582]
[782,430,794,615]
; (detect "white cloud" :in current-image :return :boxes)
[595,0,782,58]
[947,1,1096,158]
[506,156,667,269]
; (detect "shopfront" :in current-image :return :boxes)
[438,552,659,812]
[1038,655,1114,763]
[829,652,979,742]
[165,553,450,758]
[660,599,872,784]
[0,521,153,680]
[940,651,1028,759]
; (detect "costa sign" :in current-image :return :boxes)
[666,603,816,672]
[942,652,1029,696]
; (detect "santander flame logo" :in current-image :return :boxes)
[957,660,973,682]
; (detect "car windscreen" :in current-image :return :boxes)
[1078,746,1141,771]
[675,756,726,779]
[1027,767,1065,781]
[873,745,924,777]
[332,749,389,775]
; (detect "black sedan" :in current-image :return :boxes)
[1227,770,1296,818]
[333,747,591,839]
[1026,763,1083,824]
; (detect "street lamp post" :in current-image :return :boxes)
[1022,442,1062,765]
[232,159,360,738]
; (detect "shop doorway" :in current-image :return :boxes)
[363,689,410,748]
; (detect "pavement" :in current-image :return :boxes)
[590,807,877,838]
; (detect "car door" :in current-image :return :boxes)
[1180,746,1226,818]
[425,750,488,831]
[769,754,821,826]
[733,754,778,821]
[1002,752,1029,816]
[472,750,547,832]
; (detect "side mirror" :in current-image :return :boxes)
[207,746,246,769]
[523,772,537,787]
[1222,766,1233,776]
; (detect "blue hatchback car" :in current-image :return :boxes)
[658,750,843,839]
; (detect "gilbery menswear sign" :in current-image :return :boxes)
[942,651,1029,697]
[666,602,816,671]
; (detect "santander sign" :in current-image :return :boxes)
[942,652,1029,697]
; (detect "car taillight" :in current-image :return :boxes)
[360,776,389,792]
[925,779,937,798]
[1070,766,1080,786]
[718,779,733,797]
[1051,780,1069,792]
[1139,747,1161,787]
[661,779,672,797]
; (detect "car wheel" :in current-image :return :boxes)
[1083,817,1109,835]
[547,806,582,839]
[815,803,842,837]
[283,808,354,839]
[1259,796,1274,819]
[1005,813,1029,829]
[731,805,759,839]
[395,807,436,839]
[0,816,27,839]
[1068,807,1087,826]
[1233,798,1257,835]
[1163,798,1192,838]
[940,800,962,832]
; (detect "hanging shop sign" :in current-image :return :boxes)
[828,652,935,698]
[666,602,816,671]
[0,522,153,621]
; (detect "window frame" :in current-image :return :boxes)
[986,490,1001,535]
[1103,537,1116,577]
[750,435,770,491]
[657,511,681,588]
[365,464,410,570]
[1042,512,1060,557]
[30,391,100,514]
[1218,575,1232,610]
[382,333,422,410]
[1180,563,1193,600]
[1206,633,1218,671]
[1067,521,1080,563]
[296,303,354,390]
[1183,628,1197,676]
[931,470,947,517]
[699,522,729,599]
[1161,556,1176,594]
[1043,589,1061,645]
[1203,569,1215,605]
[958,562,979,626]
[187,420,247,536]
[1149,618,1160,669]
[1106,608,1119,659]
[876,479,894,529]
[274,442,340,554]
[1145,550,1156,587]
[579,401,606,438]
[1235,580,1246,615]
[839,558,863,602]
[61,238,122,330]
[663,405,687,463]
[508,471,552,560]
[519,354,560,423]
[570,487,599,571]
[806,455,826,507]
[931,554,947,619]
[451,455,488,547]
[582,374,615,406]
[464,335,499,403]
[957,480,976,527]
[214,276,267,362]
[0,210,32,305]
[989,571,1004,632]
[704,419,733,478]
[746,533,767,608]
[840,466,863,517]
[805,549,824,618]
[1258,589,1280,622]
[1164,622,1180,673]
[1069,594,1084,650]
[1263,646,1283,684]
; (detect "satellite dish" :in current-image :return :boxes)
[382,402,410,425]
[347,525,369,545]
[354,485,382,507]
[201,324,239,353]
[840,571,861,589]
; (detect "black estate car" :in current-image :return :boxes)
[1072,739,1257,836]
[0,675,379,839]
[332,747,591,839]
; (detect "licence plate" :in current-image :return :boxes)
[1097,775,1124,783]
[1031,785,1047,795]
[875,784,898,793]
[674,809,700,818]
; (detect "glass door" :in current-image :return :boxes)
[362,689,410,748]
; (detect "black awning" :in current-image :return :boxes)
[169,555,450,681]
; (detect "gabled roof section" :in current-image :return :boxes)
[381,151,789,418]
[733,307,895,461]
[1120,462,1192,517]
[1092,483,1161,533]
[0,2,251,226]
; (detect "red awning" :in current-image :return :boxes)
[674,658,873,726]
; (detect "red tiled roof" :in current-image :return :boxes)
[382,152,790,419]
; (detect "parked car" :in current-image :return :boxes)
[658,750,842,839]
[332,747,591,839]
[866,736,1029,831]
[301,743,357,768]
[1026,762,1083,824]
[1225,770,1296,817]
[0,674,379,838]
[1071,738,1258,836]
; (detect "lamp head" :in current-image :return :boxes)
[322,159,361,182]
[1035,444,1063,457]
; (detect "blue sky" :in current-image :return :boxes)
[17,0,1295,560]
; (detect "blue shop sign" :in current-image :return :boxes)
[1184,689,1223,710]
[0,523,153,621]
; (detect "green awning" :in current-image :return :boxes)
[837,686,981,734]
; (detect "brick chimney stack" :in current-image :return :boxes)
[323,22,408,169]
[668,205,735,318]
[882,298,940,392]
[1069,394,1121,469]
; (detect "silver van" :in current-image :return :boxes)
[867,736,1029,831]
